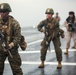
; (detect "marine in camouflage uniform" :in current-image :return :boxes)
[54,12,61,22]
[64,11,76,55]
[0,3,23,75]
[37,8,64,69]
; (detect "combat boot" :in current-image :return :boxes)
[64,48,68,55]
[38,61,44,68]
[72,46,76,49]
[57,61,62,69]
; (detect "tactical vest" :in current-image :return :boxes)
[0,16,27,50]
[0,16,12,45]
[66,17,74,23]
[43,18,63,39]
[66,17,76,32]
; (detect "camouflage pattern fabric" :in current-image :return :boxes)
[0,15,23,75]
[19,35,27,51]
[37,18,62,62]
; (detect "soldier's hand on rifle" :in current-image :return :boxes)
[68,23,72,27]
[61,33,65,38]
[9,42,14,49]
[65,23,71,31]
[41,29,45,34]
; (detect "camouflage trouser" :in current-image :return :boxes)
[40,37,62,61]
[65,31,76,49]
[0,50,23,75]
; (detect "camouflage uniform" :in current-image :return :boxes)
[0,3,23,75]
[37,8,64,69]
[64,11,76,54]
[37,18,62,62]
[54,12,61,22]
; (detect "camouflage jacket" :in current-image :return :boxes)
[37,17,64,38]
[54,16,61,22]
[0,15,21,48]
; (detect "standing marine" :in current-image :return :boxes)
[54,12,61,22]
[64,11,76,55]
[37,8,64,69]
[0,3,23,75]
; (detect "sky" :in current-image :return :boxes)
[0,0,76,27]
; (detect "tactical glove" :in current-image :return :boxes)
[9,42,14,48]
[61,33,65,38]
[19,35,27,51]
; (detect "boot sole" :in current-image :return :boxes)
[38,66,44,68]
[64,52,68,55]
[57,66,62,69]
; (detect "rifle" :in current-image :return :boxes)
[44,24,51,51]
[68,23,75,31]
[0,31,13,58]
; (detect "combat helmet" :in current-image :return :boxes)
[45,8,54,14]
[0,3,12,12]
